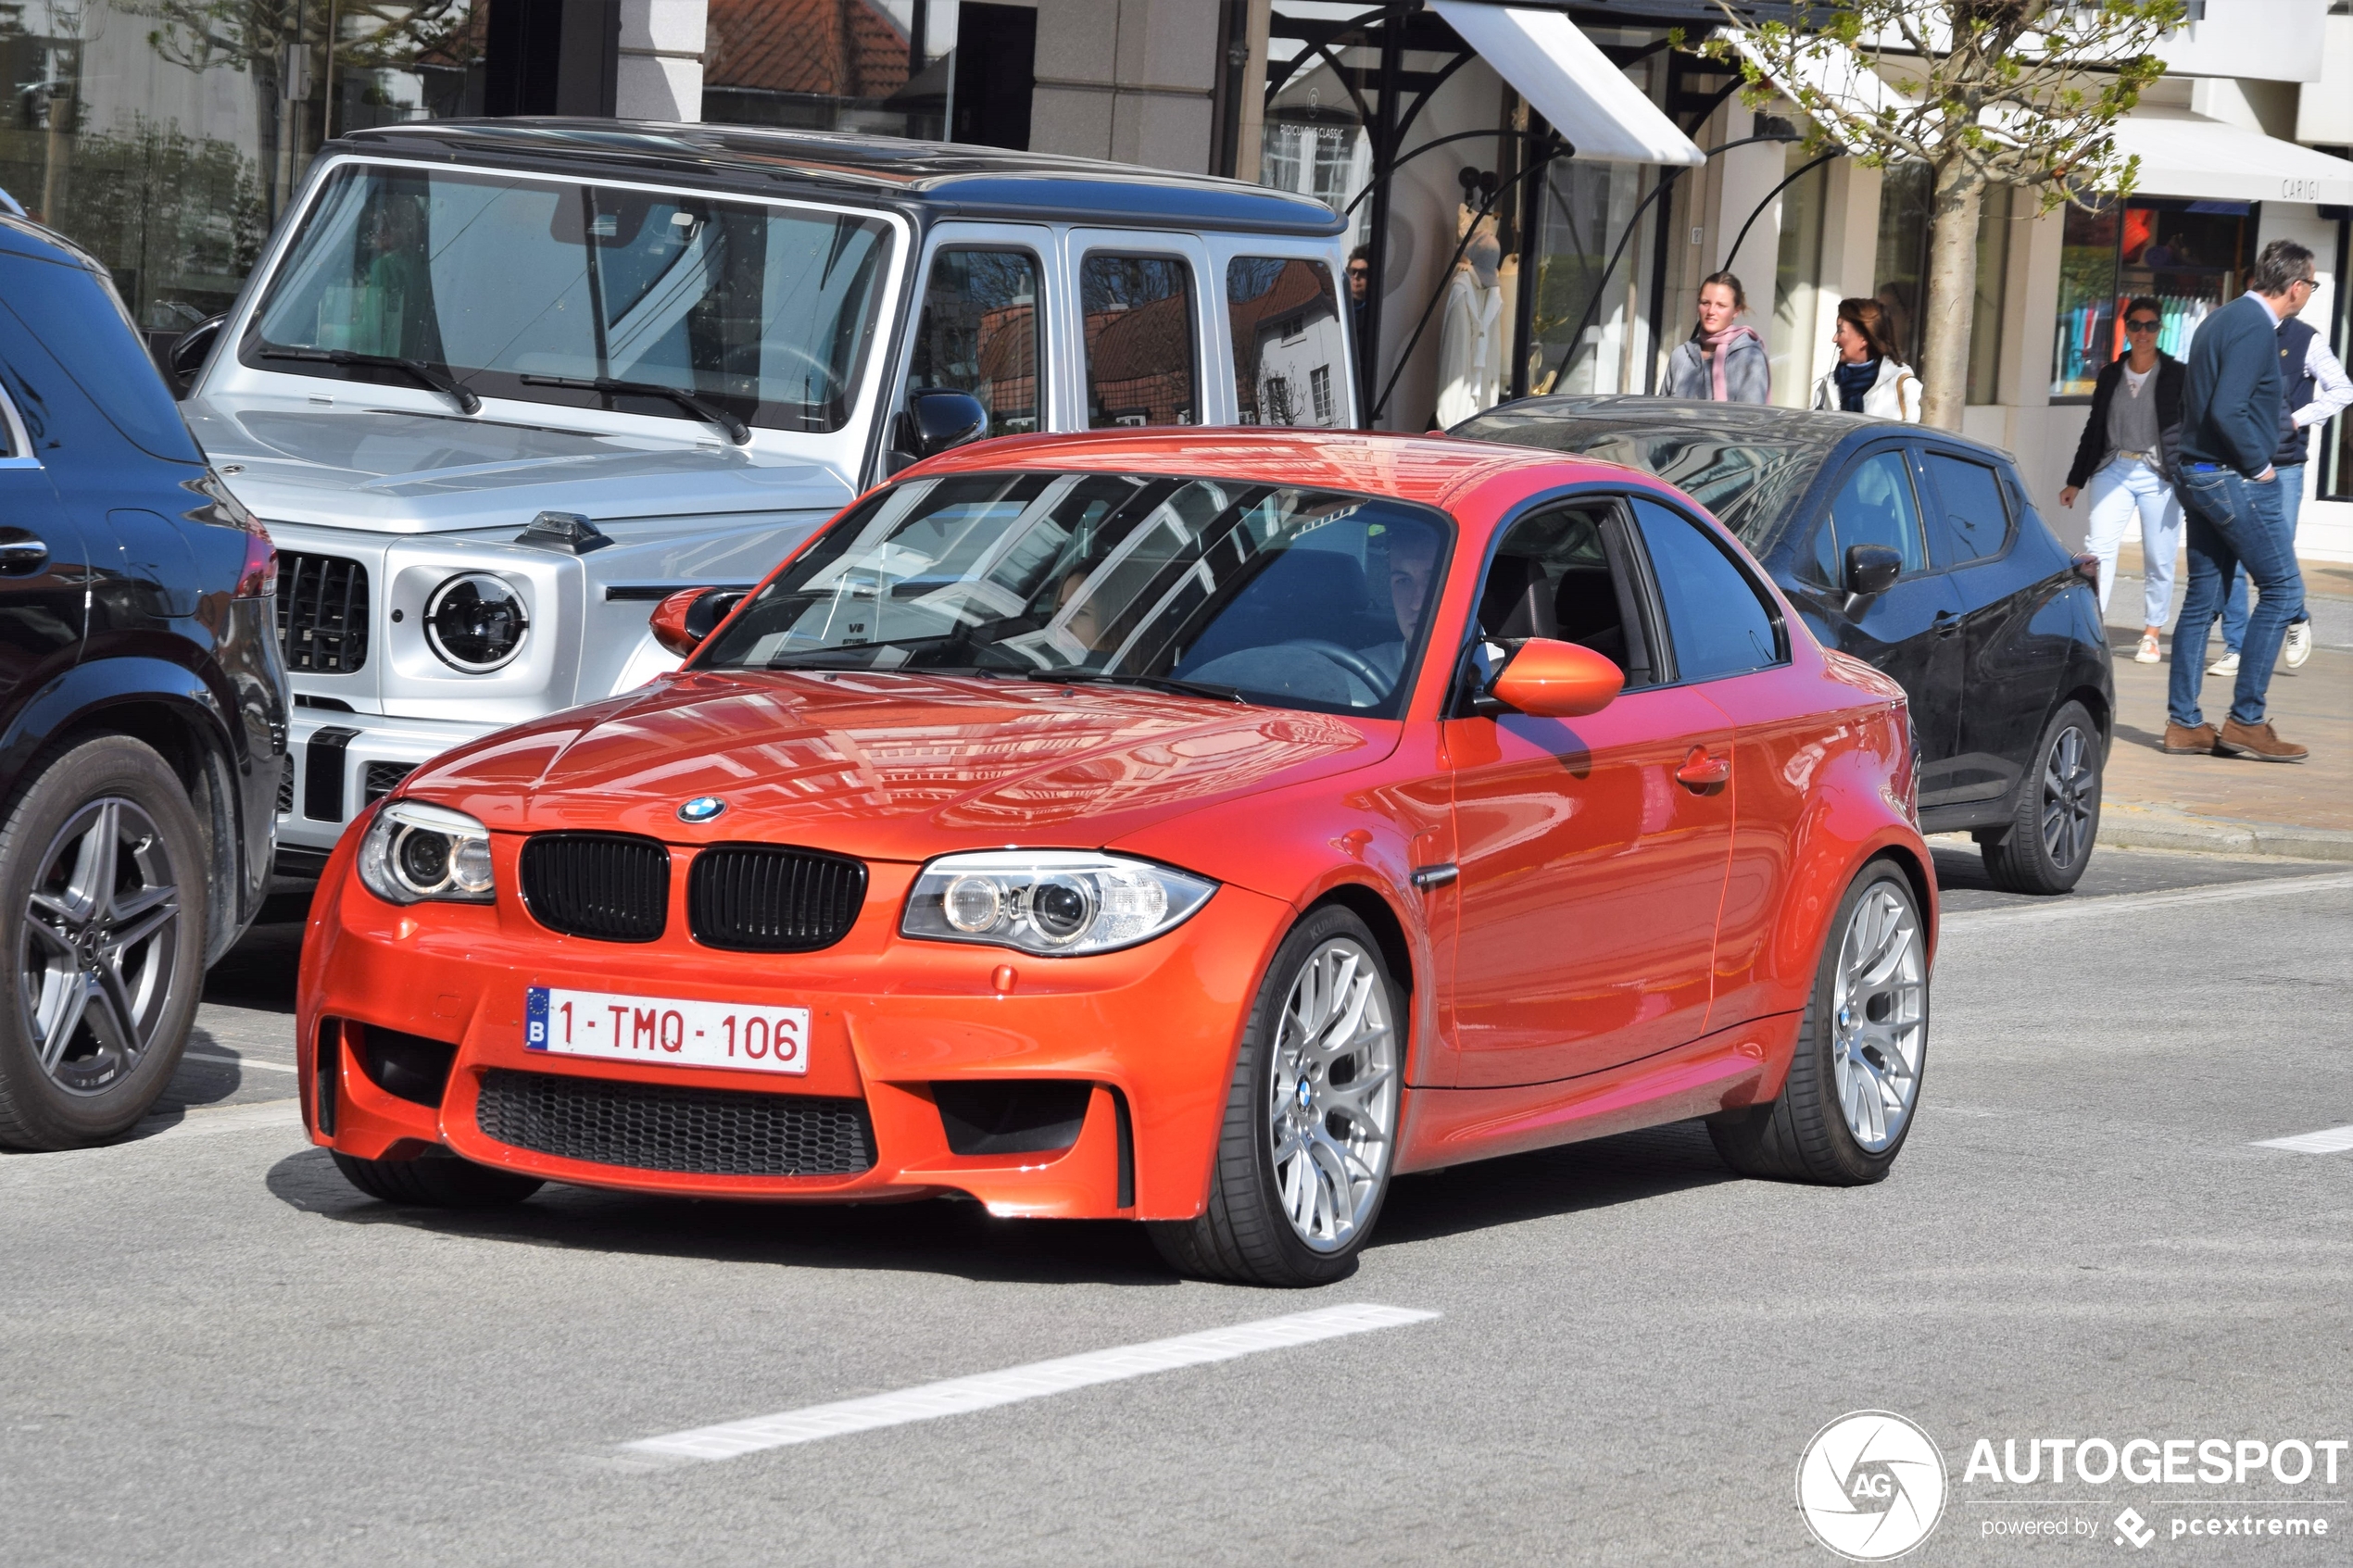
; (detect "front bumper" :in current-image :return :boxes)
[277,709,496,865]
[296,824,1292,1220]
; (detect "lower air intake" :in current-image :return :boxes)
[473,1068,875,1177]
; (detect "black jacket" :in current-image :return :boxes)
[2271,316,2318,469]
[2066,353,2184,489]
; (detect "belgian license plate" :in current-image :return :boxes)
[525,986,810,1076]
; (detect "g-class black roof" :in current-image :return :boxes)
[331,120,1349,238]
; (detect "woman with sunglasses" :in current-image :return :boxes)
[2062,295,2185,664]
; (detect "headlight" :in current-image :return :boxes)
[359,800,497,905]
[901,851,1215,956]
[425,572,529,671]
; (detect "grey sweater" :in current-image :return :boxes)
[1664,333,1770,403]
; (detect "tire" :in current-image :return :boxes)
[1980,700,2100,895]
[0,736,209,1150]
[1708,861,1928,1185]
[333,1149,544,1208]
[1149,906,1403,1287]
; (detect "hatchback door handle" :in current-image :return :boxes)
[0,536,48,574]
[1932,609,1961,637]
[1676,748,1730,790]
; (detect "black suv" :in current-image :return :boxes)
[0,215,288,1148]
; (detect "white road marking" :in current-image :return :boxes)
[2253,1124,2353,1155]
[622,1302,1441,1464]
[1942,872,2353,932]
[182,1051,299,1073]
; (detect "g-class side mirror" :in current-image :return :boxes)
[887,389,989,474]
[649,586,747,659]
[1843,543,1903,599]
[167,314,225,398]
[1486,637,1623,719]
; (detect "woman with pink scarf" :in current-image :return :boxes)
[1664,271,1769,403]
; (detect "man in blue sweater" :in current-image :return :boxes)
[2164,240,2315,763]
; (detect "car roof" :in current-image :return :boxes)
[333,120,1349,238]
[0,211,108,275]
[1462,394,2021,464]
[903,427,1643,512]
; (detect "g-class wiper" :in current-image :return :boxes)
[521,374,750,445]
[1052,670,1249,705]
[260,347,480,414]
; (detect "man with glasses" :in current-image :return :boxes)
[2164,239,2317,762]
[2203,253,2349,677]
[2062,295,2183,666]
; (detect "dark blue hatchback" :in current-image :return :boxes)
[0,214,289,1148]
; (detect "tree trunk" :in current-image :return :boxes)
[1919,159,1983,432]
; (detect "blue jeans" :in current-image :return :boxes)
[2215,463,2307,652]
[2170,467,2303,728]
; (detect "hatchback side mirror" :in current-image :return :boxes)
[1487,637,1624,719]
[893,389,988,466]
[1843,543,1902,598]
[167,313,225,398]
[649,586,747,659]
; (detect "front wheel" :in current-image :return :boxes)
[1150,907,1403,1286]
[1709,861,1928,1185]
[1981,700,2101,895]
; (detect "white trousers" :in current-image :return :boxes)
[2083,458,2183,628]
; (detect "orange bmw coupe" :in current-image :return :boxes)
[296,431,1934,1286]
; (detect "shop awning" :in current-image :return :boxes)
[2108,111,2353,207]
[1432,2,1704,167]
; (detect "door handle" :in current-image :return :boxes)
[0,536,48,575]
[1932,609,1961,637]
[1675,748,1730,790]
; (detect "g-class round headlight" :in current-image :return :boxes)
[902,851,1215,956]
[359,800,496,905]
[425,572,529,672]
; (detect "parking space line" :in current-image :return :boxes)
[182,1052,298,1073]
[2253,1124,2353,1154]
[621,1302,1440,1464]
[1943,872,2353,932]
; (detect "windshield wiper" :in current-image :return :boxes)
[521,374,749,445]
[259,348,480,414]
[1052,670,1249,705]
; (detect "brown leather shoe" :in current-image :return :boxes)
[2215,719,2309,763]
[2161,721,2219,755]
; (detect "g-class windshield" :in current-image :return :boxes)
[246,163,894,434]
[700,471,1453,719]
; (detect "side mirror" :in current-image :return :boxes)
[1843,543,1902,598]
[1486,637,1624,719]
[167,314,225,398]
[648,586,747,659]
[894,389,988,466]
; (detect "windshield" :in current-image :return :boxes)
[700,471,1453,719]
[245,163,894,433]
[1457,412,1837,547]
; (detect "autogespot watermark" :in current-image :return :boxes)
[1798,1414,2347,1557]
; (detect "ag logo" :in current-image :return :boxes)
[1796,1411,1947,1561]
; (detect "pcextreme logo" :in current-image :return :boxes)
[1797,1411,1950,1561]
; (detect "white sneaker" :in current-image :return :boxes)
[2207,650,2240,676]
[2284,621,2312,669]
[2134,632,2160,664]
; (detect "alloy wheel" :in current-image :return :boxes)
[2038,722,2096,870]
[1266,936,1398,1251]
[1829,884,1925,1153]
[19,798,184,1096]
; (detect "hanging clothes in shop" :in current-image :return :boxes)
[1435,223,1507,427]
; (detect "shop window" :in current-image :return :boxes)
[1082,256,1197,429]
[910,248,1042,437]
[1768,142,1829,408]
[1527,160,1643,395]
[2052,197,2254,400]
[1227,257,1345,428]
[1872,165,2013,403]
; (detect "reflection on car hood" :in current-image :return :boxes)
[185,399,853,533]
[401,669,1392,863]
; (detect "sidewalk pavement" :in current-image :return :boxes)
[2095,555,2353,860]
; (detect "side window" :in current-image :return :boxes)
[1922,451,2011,564]
[1628,496,1782,683]
[1226,257,1345,428]
[1081,255,1197,428]
[1476,506,1655,687]
[1797,512,1840,589]
[908,248,1042,437]
[1828,449,1930,576]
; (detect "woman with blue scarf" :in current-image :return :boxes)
[1810,297,1921,421]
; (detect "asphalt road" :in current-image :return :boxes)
[5,847,2350,1565]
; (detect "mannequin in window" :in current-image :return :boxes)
[1434,213,1505,428]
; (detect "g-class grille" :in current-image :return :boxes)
[474,1068,875,1177]
[276,552,370,673]
[519,834,670,942]
[363,762,413,805]
[687,846,866,952]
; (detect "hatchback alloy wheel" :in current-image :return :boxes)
[1828,881,1926,1153]
[1982,699,2103,895]
[2038,721,2096,872]
[22,797,185,1096]
[1266,935,1400,1252]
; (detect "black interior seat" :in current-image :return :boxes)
[1553,567,1629,671]
[1477,555,1556,640]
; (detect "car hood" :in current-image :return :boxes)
[185,398,853,533]
[399,670,1395,865]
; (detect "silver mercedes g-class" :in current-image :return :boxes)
[177,120,1353,871]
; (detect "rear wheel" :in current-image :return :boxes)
[332,1149,544,1208]
[1150,907,1402,1286]
[1709,862,1927,1185]
[1980,701,2100,895]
